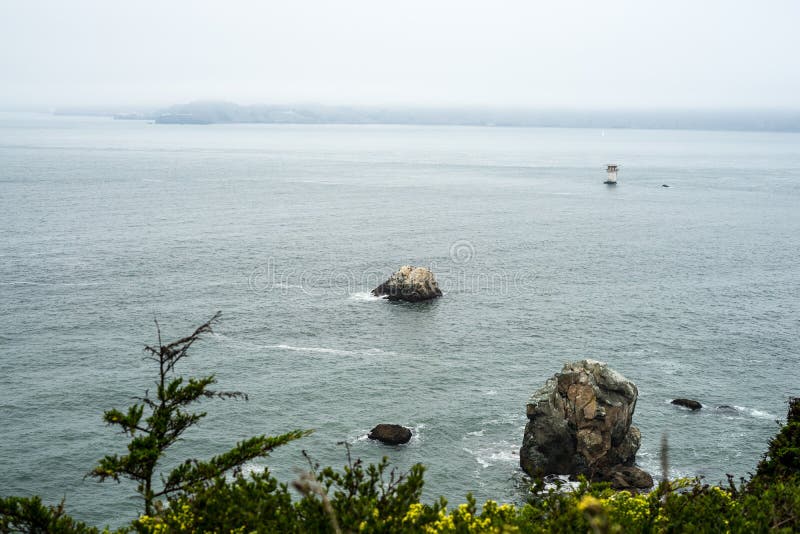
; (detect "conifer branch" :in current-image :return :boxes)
[89,312,311,516]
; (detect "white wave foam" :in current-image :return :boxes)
[481,413,526,426]
[542,475,581,493]
[464,441,518,469]
[466,429,485,437]
[211,334,395,357]
[408,423,425,445]
[364,348,392,355]
[484,390,497,396]
[463,447,490,468]
[487,449,517,463]
[271,344,353,356]
[269,344,394,357]
[664,399,776,420]
[734,406,776,420]
[349,291,382,301]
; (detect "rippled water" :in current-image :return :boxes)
[1,113,799,527]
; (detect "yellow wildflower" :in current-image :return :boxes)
[404,502,425,524]
[577,495,603,513]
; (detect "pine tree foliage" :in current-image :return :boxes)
[88,312,311,515]
[0,496,97,534]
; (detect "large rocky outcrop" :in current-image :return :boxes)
[520,360,651,489]
[372,265,442,302]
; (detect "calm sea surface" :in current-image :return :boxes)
[1,113,799,526]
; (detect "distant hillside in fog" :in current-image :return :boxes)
[55,101,800,132]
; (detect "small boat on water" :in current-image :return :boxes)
[604,164,619,185]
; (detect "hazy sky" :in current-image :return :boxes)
[1,0,798,109]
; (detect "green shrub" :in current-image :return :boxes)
[132,470,296,533]
[0,496,98,534]
[752,397,800,485]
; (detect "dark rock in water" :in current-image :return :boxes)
[672,398,702,410]
[597,465,654,491]
[716,405,739,414]
[520,360,647,482]
[368,424,412,445]
[372,265,442,302]
[662,184,670,188]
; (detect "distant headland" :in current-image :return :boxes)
[51,100,800,132]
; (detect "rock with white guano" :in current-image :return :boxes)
[371,265,442,302]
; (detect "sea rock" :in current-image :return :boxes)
[520,360,645,481]
[597,465,655,491]
[671,398,702,411]
[371,265,442,302]
[368,424,412,445]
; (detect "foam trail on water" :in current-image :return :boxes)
[408,423,425,445]
[734,406,776,420]
[211,333,394,356]
[349,291,382,301]
[464,440,519,469]
[269,344,396,357]
[271,344,354,356]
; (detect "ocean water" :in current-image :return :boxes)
[1,112,799,527]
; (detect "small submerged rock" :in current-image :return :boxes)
[368,424,412,445]
[671,398,702,411]
[596,465,654,491]
[372,265,442,302]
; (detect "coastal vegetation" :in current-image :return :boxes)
[1,315,798,533]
